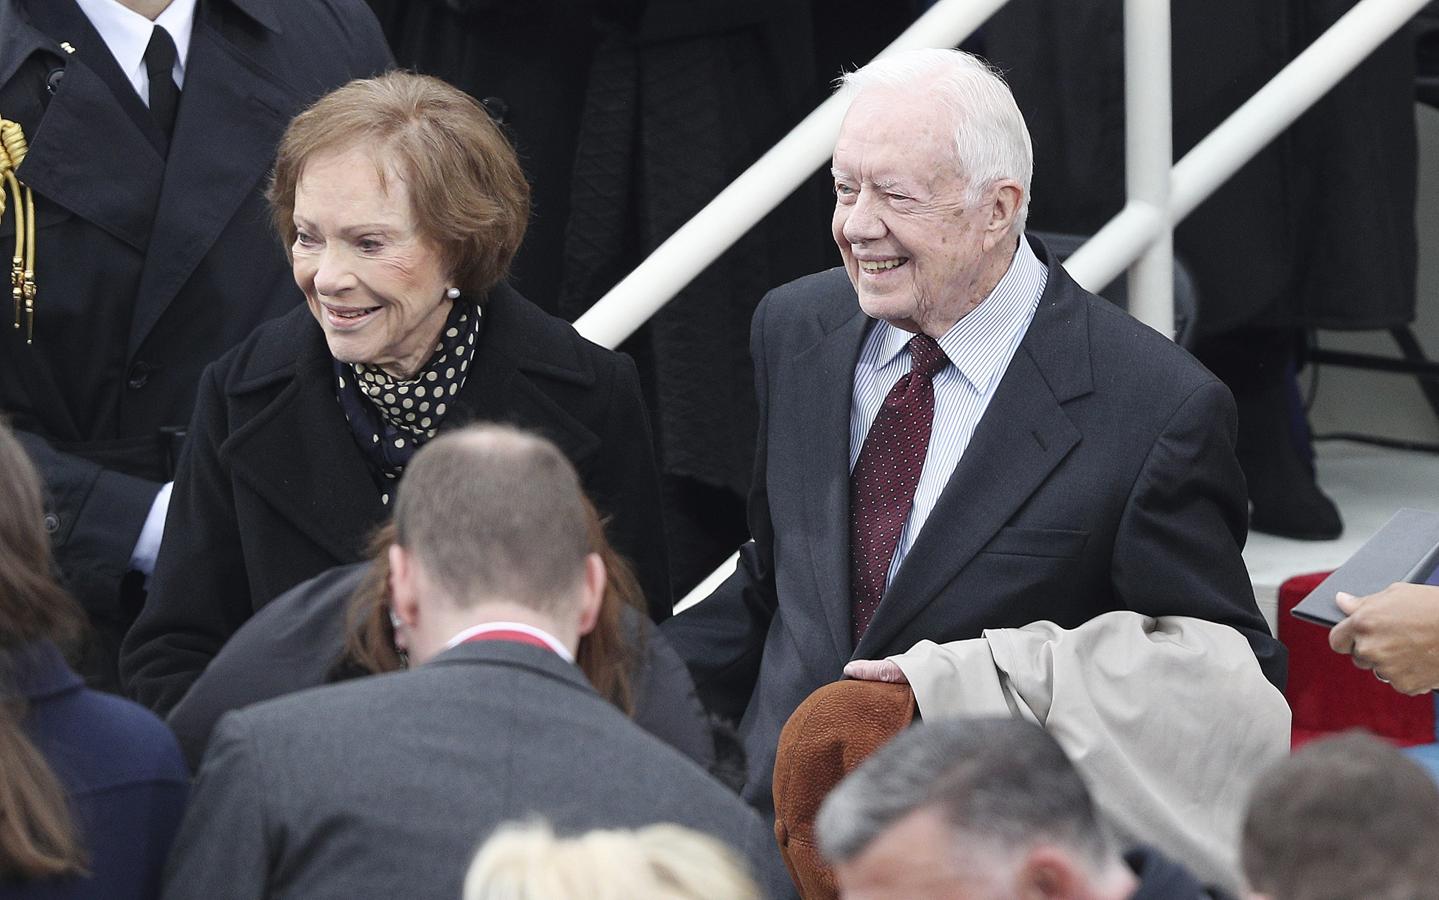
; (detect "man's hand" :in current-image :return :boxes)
[1329,583,1439,695]
[843,659,909,684]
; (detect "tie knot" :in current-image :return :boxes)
[906,334,947,380]
[145,26,177,78]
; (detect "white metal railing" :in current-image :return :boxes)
[572,0,1014,349]
[566,0,1428,612]
[1066,0,1430,297]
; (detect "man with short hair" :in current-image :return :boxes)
[162,425,790,900]
[662,47,1283,813]
[1241,732,1439,900]
[817,719,1220,899]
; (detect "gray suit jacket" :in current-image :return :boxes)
[162,641,792,899]
[662,236,1285,814]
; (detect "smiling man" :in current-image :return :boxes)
[661,48,1283,816]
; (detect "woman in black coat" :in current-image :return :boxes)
[120,72,670,717]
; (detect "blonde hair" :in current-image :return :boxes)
[464,821,759,900]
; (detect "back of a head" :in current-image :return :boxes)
[463,820,759,900]
[816,718,1110,871]
[836,48,1034,231]
[392,424,590,615]
[1242,732,1439,900]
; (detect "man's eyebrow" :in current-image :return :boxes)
[830,167,853,180]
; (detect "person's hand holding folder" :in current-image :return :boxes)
[1329,583,1439,695]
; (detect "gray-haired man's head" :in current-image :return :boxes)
[817,718,1135,899]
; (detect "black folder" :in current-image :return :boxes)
[1290,508,1439,627]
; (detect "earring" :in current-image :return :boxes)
[445,287,460,300]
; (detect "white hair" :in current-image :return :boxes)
[837,48,1033,232]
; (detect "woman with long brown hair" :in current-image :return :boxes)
[0,420,189,898]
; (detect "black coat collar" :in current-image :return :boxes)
[6,640,83,703]
[220,284,603,566]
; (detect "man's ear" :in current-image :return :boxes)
[1014,845,1085,900]
[983,180,1024,249]
[576,552,606,637]
[389,544,420,629]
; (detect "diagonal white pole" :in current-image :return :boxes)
[573,0,1013,351]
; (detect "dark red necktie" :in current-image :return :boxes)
[850,334,948,645]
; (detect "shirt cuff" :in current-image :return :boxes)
[130,481,173,576]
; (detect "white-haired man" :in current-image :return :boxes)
[662,48,1283,814]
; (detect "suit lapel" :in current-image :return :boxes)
[224,330,385,566]
[9,10,163,253]
[794,305,870,661]
[854,248,1093,659]
[126,12,292,356]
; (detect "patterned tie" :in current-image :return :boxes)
[849,334,949,645]
[144,26,180,140]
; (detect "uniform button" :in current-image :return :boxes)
[127,361,153,389]
[481,96,509,124]
[43,513,59,533]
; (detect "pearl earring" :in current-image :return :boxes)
[445,287,460,300]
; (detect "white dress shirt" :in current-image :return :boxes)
[443,622,575,663]
[849,235,1048,591]
[72,0,196,104]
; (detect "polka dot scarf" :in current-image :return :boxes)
[332,301,481,505]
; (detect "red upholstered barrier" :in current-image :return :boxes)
[1279,572,1435,748]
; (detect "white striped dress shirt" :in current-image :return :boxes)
[848,235,1048,591]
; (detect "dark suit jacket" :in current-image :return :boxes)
[0,0,392,674]
[121,286,671,716]
[162,641,793,900]
[662,237,1286,813]
[9,641,189,900]
[165,561,715,773]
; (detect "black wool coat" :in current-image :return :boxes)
[121,285,671,716]
[0,0,393,675]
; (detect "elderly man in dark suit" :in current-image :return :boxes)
[0,0,392,689]
[162,424,791,900]
[661,48,1284,816]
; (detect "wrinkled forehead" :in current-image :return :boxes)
[832,89,963,187]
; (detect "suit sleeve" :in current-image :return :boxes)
[122,363,252,716]
[1110,379,1287,689]
[586,353,674,623]
[162,712,272,900]
[14,429,160,621]
[660,295,779,722]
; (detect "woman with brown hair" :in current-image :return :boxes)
[0,420,189,898]
[166,501,718,777]
[120,71,671,718]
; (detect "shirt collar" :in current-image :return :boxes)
[871,235,1047,393]
[73,0,197,88]
[442,621,575,663]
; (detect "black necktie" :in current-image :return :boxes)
[144,25,180,140]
